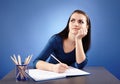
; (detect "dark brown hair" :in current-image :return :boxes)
[57,9,91,53]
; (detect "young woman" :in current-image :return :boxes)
[33,9,91,73]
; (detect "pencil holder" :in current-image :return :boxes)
[15,64,29,81]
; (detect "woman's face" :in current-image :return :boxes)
[69,13,88,35]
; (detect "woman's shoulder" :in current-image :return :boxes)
[50,34,62,40]
[49,34,62,43]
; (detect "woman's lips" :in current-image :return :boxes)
[73,28,79,30]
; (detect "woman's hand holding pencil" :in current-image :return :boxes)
[50,54,69,73]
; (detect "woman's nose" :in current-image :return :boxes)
[75,22,79,26]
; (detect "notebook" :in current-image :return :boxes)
[26,66,90,81]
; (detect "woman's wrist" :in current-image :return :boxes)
[75,38,82,45]
[48,63,56,72]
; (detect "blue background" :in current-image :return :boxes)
[0,0,120,80]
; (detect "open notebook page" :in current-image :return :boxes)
[26,67,90,81]
[64,66,90,76]
[27,69,66,81]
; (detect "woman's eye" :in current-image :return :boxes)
[78,20,84,24]
[71,19,75,22]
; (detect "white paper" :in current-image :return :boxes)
[26,67,90,81]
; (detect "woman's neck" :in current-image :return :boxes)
[67,33,75,45]
[63,33,76,53]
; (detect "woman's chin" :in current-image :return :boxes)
[73,32,78,35]
[70,31,78,35]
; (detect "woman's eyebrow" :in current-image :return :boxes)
[70,17,75,19]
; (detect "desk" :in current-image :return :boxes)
[0,67,119,84]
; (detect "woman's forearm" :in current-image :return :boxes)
[75,39,86,64]
[36,60,55,71]
[36,60,69,73]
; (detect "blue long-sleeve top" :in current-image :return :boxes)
[33,34,88,69]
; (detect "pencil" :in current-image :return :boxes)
[18,55,21,65]
[10,56,18,65]
[24,55,32,65]
[50,54,61,63]
[13,54,18,65]
[24,55,30,65]
[27,55,32,64]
